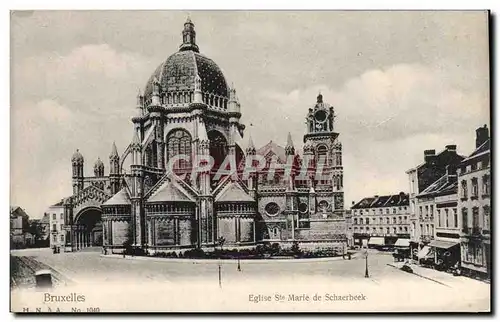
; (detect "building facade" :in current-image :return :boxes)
[406,145,465,249]
[350,193,410,247]
[10,206,30,248]
[414,166,460,266]
[46,201,66,248]
[458,125,490,278]
[53,19,347,253]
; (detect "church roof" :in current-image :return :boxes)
[148,180,195,203]
[143,20,229,105]
[256,140,287,163]
[215,181,255,203]
[102,187,131,206]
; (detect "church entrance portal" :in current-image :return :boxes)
[74,207,103,250]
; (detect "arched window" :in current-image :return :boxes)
[316,145,328,163]
[208,130,228,176]
[167,129,192,173]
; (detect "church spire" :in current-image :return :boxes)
[317,91,323,104]
[179,16,199,53]
[246,133,256,155]
[285,132,295,155]
[110,141,119,159]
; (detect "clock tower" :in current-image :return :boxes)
[303,93,344,214]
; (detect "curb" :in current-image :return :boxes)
[386,263,451,287]
[100,253,362,264]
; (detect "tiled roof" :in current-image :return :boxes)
[417,173,458,197]
[352,193,409,209]
[464,139,490,161]
[419,174,448,195]
[215,181,254,203]
[371,195,391,207]
[144,50,229,103]
[102,188,131,206]
[256,141,287,164]
[351,197,376,209]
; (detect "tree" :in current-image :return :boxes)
[291,241,302,256]
[27,221,44,243]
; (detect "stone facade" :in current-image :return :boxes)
[350,193,410,247]
[406,145,465,248]
[53,19,347,253]
[458,125,490,277]
[46,202,65,248]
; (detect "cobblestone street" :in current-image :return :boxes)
[11,248,490,312]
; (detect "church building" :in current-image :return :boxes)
[57,18,347,252]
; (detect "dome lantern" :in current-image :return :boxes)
[180,16,199,53]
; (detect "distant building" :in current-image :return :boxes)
[458,125,490,278]
[350,192,410,248]
[10,206,31,248]
[40,213,50,240]
[406,145,465,249]
[46,200,65,248]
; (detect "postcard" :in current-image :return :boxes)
[10,10,491,313]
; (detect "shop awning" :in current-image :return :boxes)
[394,238,410,247]
[428,240,459,249]
[368,237,384,246]
[417,246,432,259]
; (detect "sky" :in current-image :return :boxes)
[10,10,490,218]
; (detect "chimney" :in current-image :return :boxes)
[475,124,489,148]
[352,201,355,206]
[374,195,379,198]
[424,149,436,163]
[445,145,457,152]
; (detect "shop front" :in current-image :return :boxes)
[428,239,460,271]
[367,237,384,249]
[417,245,435,267]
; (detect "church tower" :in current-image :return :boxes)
[303,93,344,215]
[71,149,84,195]
[109,142,120,195]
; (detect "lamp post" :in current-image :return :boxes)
[218,262,222,288]
[364,248,369,278]
[217,236,225,288]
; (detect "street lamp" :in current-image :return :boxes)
[364,248,369,278]
[217,236,225,288]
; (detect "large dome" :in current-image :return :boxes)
[143,18,229,106]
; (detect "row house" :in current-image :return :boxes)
[351,192,410,247]
[406,145,465,250]
[458,125,490,278]
[414,165,461,266]
[46,200,66,248]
